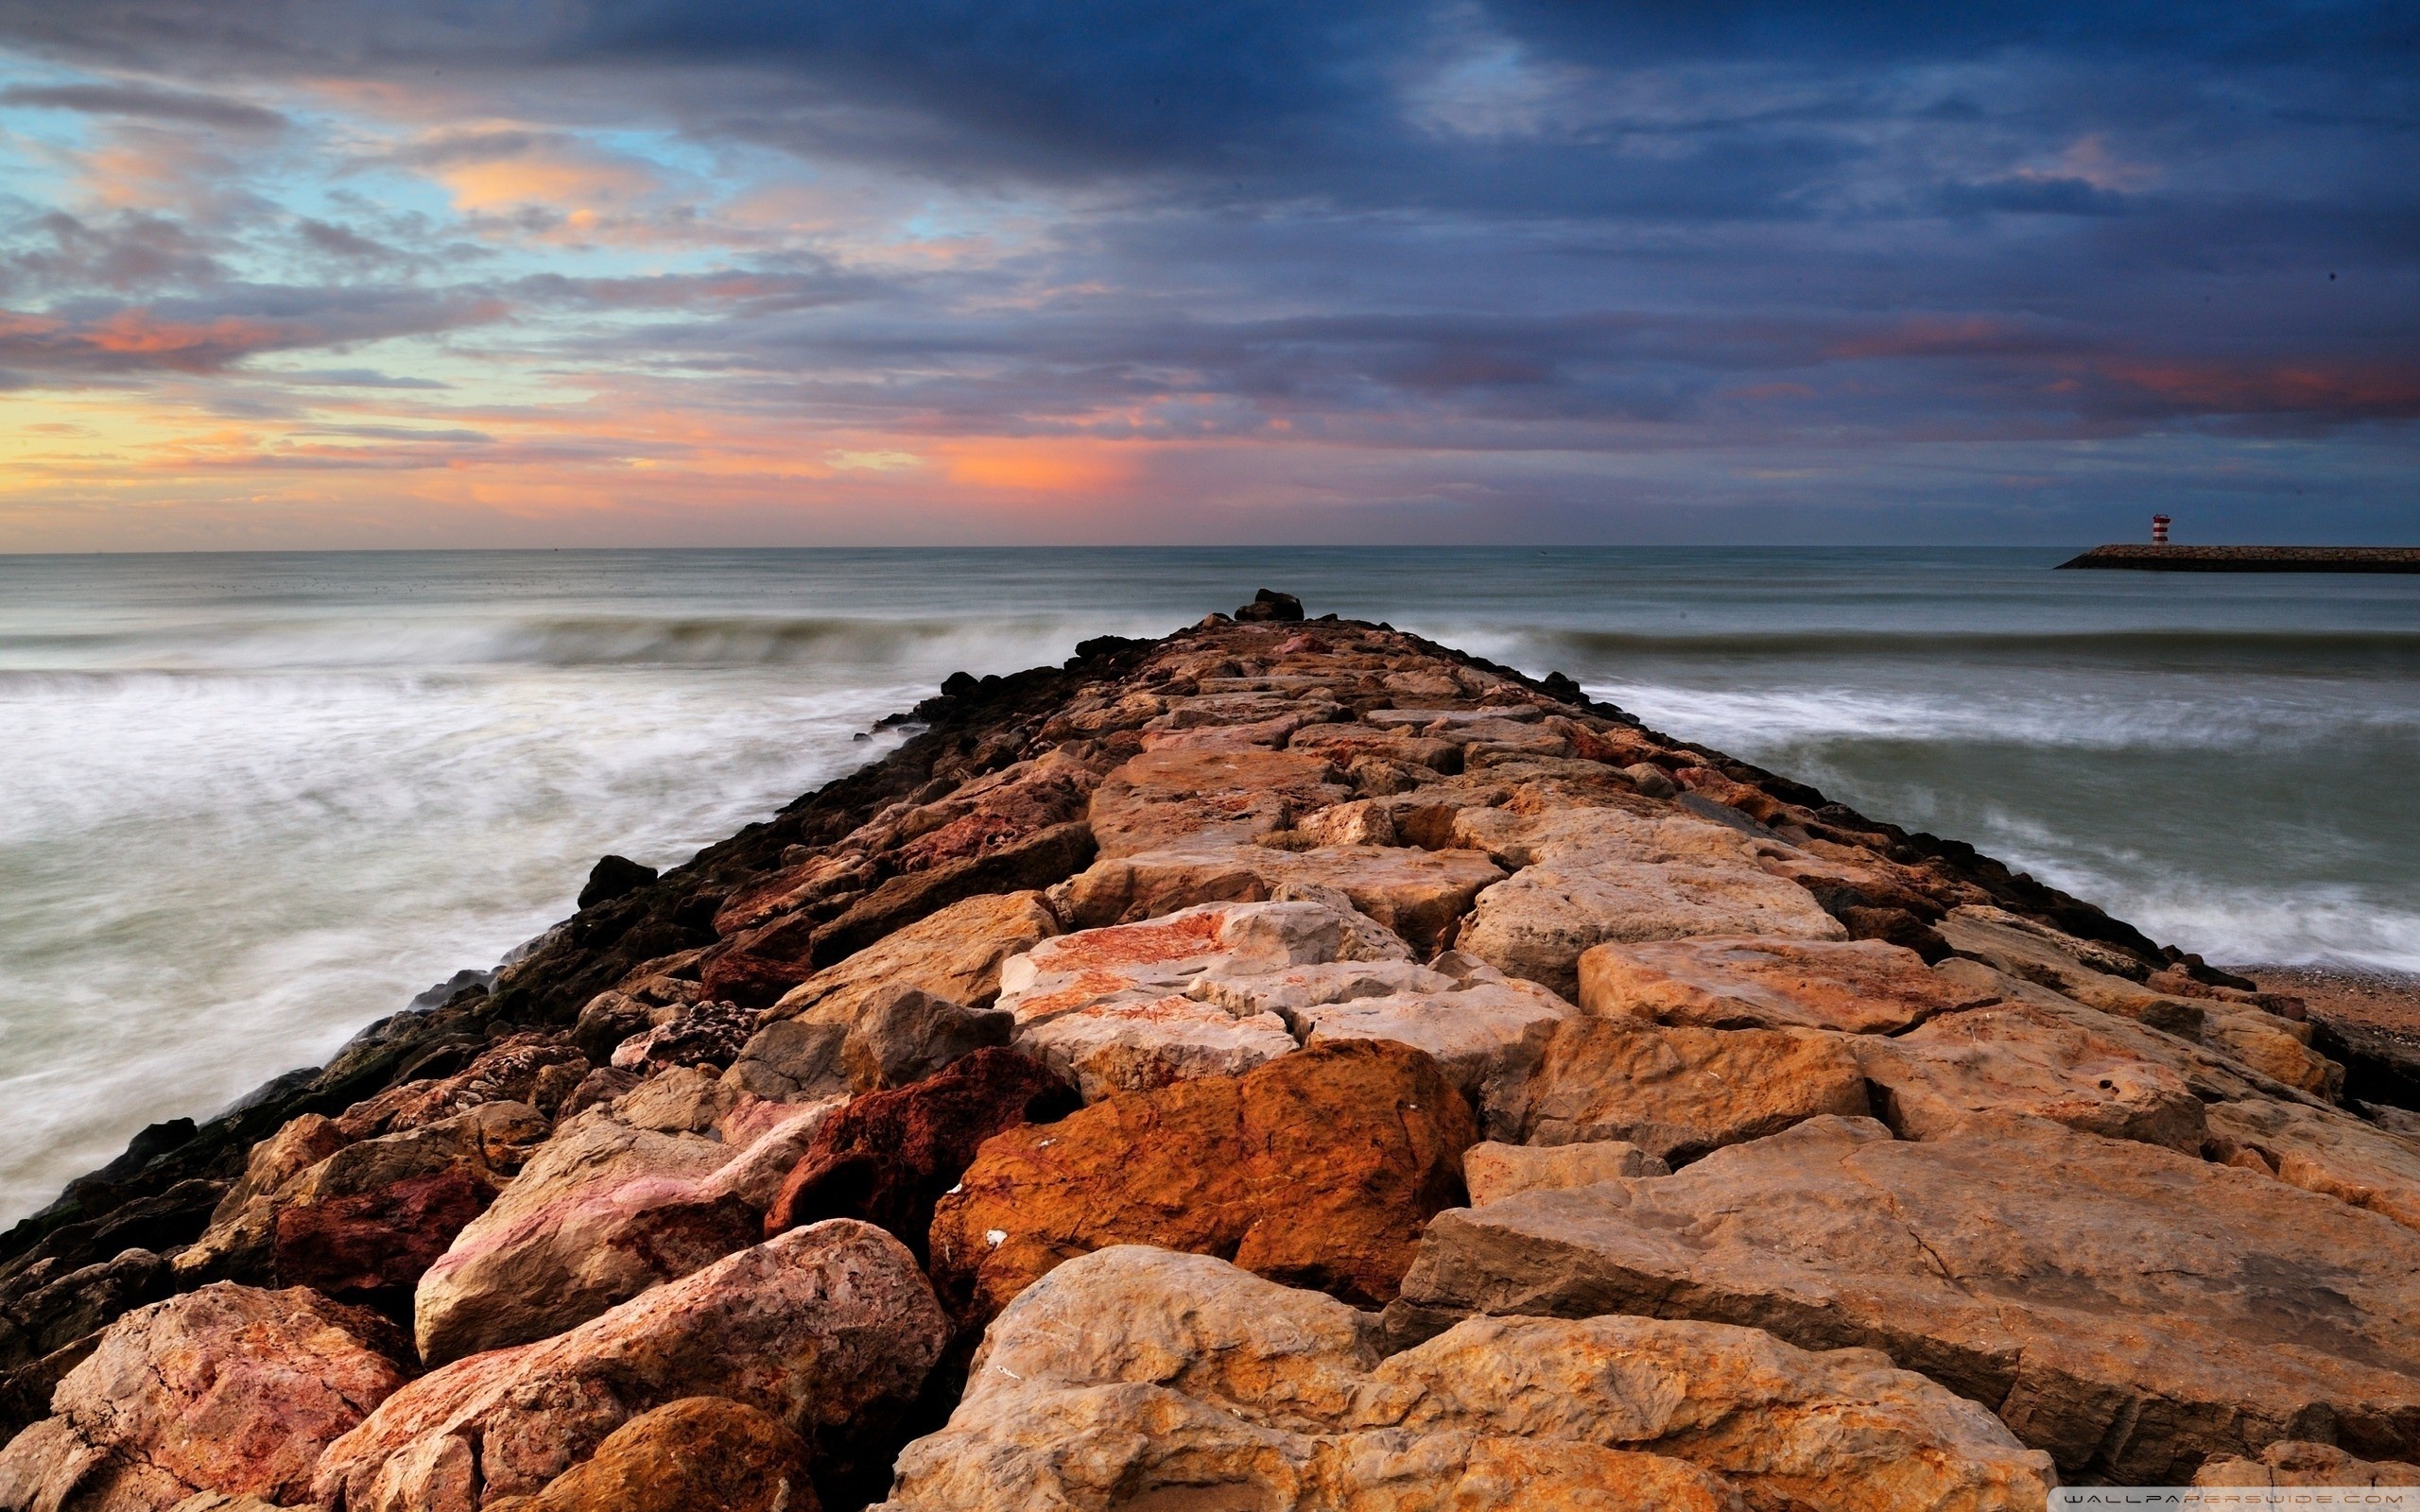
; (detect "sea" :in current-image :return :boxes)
[4,546,2416,1221]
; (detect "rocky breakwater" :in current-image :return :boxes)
[4,589,2416,1508]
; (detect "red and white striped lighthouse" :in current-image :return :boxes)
[2151,514,2171,544]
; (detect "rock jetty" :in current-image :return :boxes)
[2058,544,2420,572]
[7,595,2418,1509]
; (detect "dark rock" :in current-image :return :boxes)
[1235,589,1305,623]
[573,992,659,1063]
[766,1047,1077,1260]
[841,985,1014,1092]
[272,1165,494,1310]
[578,854,659,911]
[1837,905,1955,964]
[559,1065,642,1119]
[0,1248,170,1375]
[697,947,816,1009]
[724,1019,851,1103]
[611,1000,758,1075]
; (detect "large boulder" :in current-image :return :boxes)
[0,1285,406,1512]
[414,1102,837,1367]
[928,1040,1476,1321]
[875,1245,2053,1512]
[1579,936,1983,1034]
[1503,1019,1869,1162]
[317,1222,946,1511]
[1396,1112,2420,1481]
[478,1398,812,1512]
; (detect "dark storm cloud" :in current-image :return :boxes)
[0,0,2411,530]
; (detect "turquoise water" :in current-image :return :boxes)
[3,546,2416,1218]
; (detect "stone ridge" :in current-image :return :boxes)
[2,594,2411,1510]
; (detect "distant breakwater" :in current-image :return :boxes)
[2060,544,2420,573]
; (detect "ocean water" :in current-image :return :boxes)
[3,546,2415,1220]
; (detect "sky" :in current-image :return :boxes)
[0,1,2414,549]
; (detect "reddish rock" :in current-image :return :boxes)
[479,1397,815,1512]
[695,952,813,1010]
[316,1222,946,1511]
[0,1284,406,1512]
[766,1048,1076,1259]
[274,1163,494,1304]
[929,1039,1477,1322]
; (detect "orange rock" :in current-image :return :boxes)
[929,1040,1476,1321]
[1579,936,1981,1034]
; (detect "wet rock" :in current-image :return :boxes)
[578,855,658,911]
[1233,589,1305,622]
[318,1222,946,1510]
[929,1040,1476,1321]
[1506,1019,1869,1162]
[1579,936,1982,1034]
[0,1284,406,1512]
[1397,1112,2420,1482]
[412,1108,754,1366]
[876,1245,2052,1512]
[1462,1139,1668,1203]
[478,1397,813,1512]
[179,1104,544,1296]
[694,951,815,1011]
[765,1047,1077,1260]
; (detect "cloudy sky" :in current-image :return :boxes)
[0,1,2413,548]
